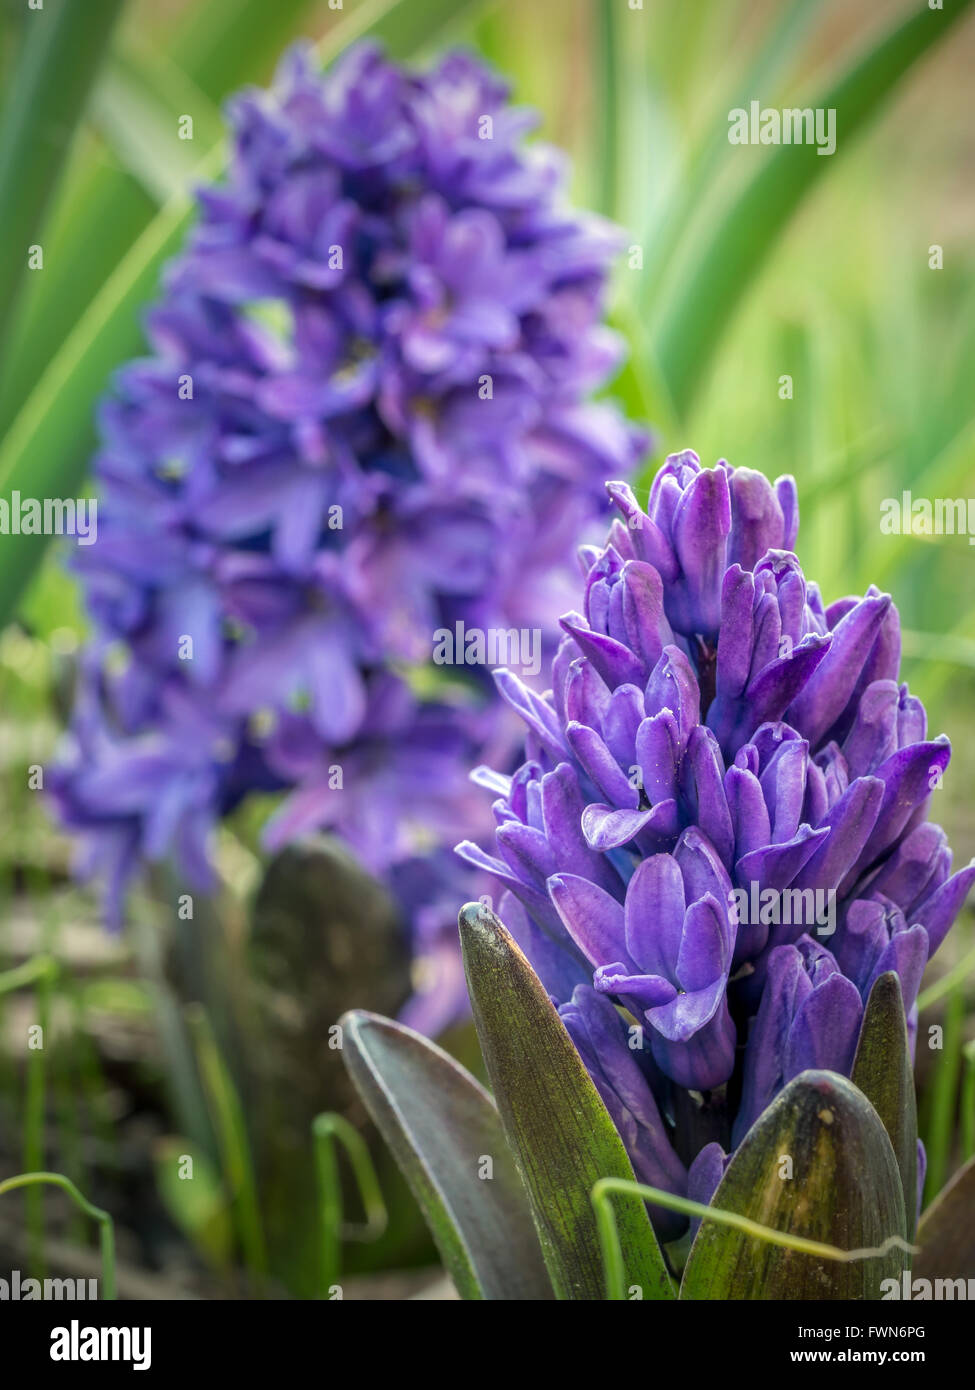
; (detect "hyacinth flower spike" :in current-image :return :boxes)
[347,452,975,1300]
[48,41,647,1032]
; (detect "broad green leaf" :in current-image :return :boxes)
[852,972,918,1238]
[458,902,675,1301]
[913,1155,975,1282]
[340,1008,552,1301]
[0,0,487,626]
[651,0,975,416]
[681,1070,908,1300]
[0,0,125,367]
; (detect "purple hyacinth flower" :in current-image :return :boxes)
[458,452,973,1223]
[733,936,863,1145]
[51,39,646,988]
[550,828,737,1089]
[605,454,797,638]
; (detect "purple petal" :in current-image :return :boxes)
[548,872,629,969]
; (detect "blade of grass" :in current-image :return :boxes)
[921,987,965,1206]
[0,0,126,369]
[0,1171,116,1299]
[652,0,975,417]
[130,910,216,1161]
[0,952,58,996]
[187,1004,267,1289]
[591,1177,916,1303]
[593,0,620,219]
[3,955,60,1278]
[312,1112,387,1299]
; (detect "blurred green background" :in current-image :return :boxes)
[0,0,972,1298]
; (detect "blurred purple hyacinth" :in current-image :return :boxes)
[49,40,646,1023]
[457,450,974,1231]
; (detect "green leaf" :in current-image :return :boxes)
[360,0,484,59]
[89,50,221,204]
[641,0,821,300]
[914,1155,975,1282]
[0,177,211,625]
[681,1070,909,1300]
[340,1008,553,1301]
[168,0,318,100]
[154,1137,233,1273]
[852,971,918,1238]
[920,987,966,1205]
[458,902,675,1301]
[651,0,975,416]
[0,0,126,367]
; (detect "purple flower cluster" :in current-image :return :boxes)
[458,450,973,1232]
[49,42,645,975]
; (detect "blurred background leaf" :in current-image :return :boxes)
[0,0,126,368]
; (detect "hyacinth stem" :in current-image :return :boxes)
[590,1178,919,1302]
[312,1113,388,1299]
[0,1172,116,1300]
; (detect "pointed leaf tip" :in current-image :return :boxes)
[852,971,918,1237]
[459,900,675,1300]
[681,1069,907,1300]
